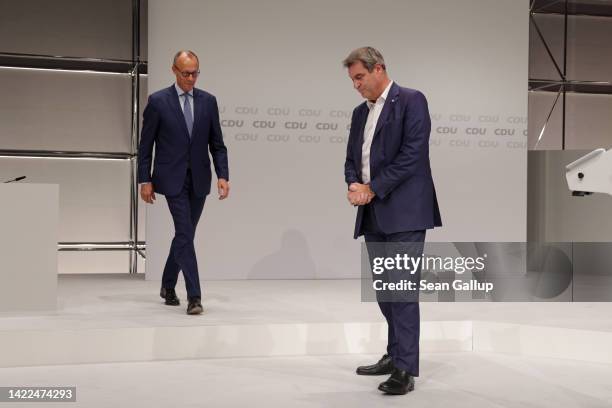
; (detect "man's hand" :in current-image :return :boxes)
[347,190,369,205]
[140,183,155,204]
[218,178,230,200]
[347,183,375,206]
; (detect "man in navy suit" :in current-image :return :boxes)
[138,50,229,315]
[343,47,442,394]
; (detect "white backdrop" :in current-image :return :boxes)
[145,0,528,280]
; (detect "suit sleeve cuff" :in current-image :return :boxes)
[346,178,359,188]
[369,180,386,200]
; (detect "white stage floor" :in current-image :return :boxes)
[1,274,612,368]
[1,353,611,408]
[1,274,611,331]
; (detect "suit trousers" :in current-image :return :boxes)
[362,204,425,376]
[162,170,206,299]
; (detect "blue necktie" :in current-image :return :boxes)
[183,93,193,137]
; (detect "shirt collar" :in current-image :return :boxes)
[175,83,193,97]
[367,80,393,109]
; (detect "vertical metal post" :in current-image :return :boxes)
[561,0,568,150]
[129,0,141,274]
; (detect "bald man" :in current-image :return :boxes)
[138,50,229,315]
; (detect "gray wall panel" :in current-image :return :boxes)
[566,93,612,149]
[59,251,130,274]
[0,67,132,153]
[567,15,612,82]
[0,157,131,242]
[0,0,132,59]
[57,249,145,274]
[0,0,146,275]
[140,0,148,61]
[529,14,565,80]
[529,93,612,151]
[572,243,612,301]
[530,14,612,82]
[527,150,547,242]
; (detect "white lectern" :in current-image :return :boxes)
[0,183,58,311]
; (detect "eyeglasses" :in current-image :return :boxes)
[174,65,200,78]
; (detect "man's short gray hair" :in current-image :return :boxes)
[342,46,386,72]
[173,50,199,65]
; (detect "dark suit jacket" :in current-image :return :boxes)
[137,84,229,197]
[345,82,442,238]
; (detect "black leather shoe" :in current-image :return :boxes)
[378,368,415,395]
[356,354,395,375]
[160,288,180,306]
[187,297,203,315]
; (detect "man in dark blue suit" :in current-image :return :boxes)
[138,50,229,315]
[343,47,442,394]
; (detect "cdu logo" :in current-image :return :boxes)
[285,121,308,130]
[267,107,290,116]
[450,114,471,122]
[507,141,527,149]
[478,140,498,148]
[235,106,258,115]
[506,116,527,124]
[234,133,258,142]
[465,128,487,136]
[449,139,471,147]
[253,120,276,129]
[329,136,348,144]
[494,128,515,136]
[479,115,499,123]
[436,126,457,134]
[266,134,290,142]
[221,119,244,128]
[330,110,351,118]
[298,135,321,143]
[430,113,442,121]
[315,122,338,131]
[298,109,321,117]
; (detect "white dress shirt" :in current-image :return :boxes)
[361,80,393,184]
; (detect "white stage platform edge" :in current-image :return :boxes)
[0,275,611,367]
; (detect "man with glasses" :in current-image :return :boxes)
[138,50,229,315]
